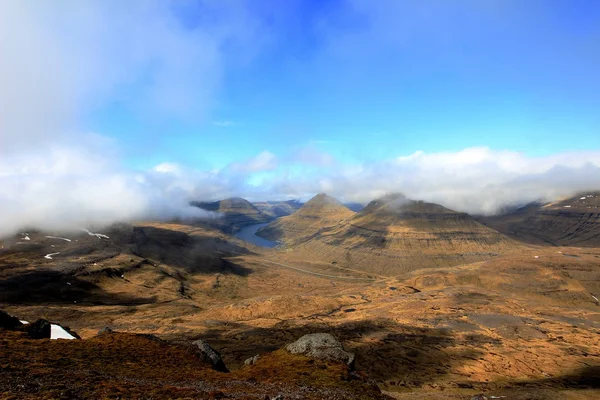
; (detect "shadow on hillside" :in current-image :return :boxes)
[196,318,491,386]
[194,318,600,391]
[0,269,156,305]
[511,365,600,389]
[127,226,254,275]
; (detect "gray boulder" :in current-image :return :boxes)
[285,333,355,368]
[192,339,229,372]
[27,319,51,339]
[0,310,23,330]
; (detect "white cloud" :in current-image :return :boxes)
[229,150,279,173]
[0,1,266,236]
[244,147,600,214]
[0,1,266,154]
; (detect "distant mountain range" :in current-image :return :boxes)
[190,197,273,233]
[256,192,519,275]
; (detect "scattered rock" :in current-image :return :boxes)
[285,333,355,368]
[97,326,114,335]
[0,310,23,330]
[244,354,260,366]
[192,339,229,372]
[27,319,51,339]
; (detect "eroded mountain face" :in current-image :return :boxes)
[479,192,600,247]
[270,193,520,276]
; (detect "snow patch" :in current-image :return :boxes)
[44,252,60,260]
[564,205,571,208]
[580,197,587,200]
[45,236,72,242]
[82,228,109,239]
[50,324,76,340]
[19,320,29,325]
[534,256,540,259]
[592,294,599,303]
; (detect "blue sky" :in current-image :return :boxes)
[86,0,600,170]
[2,0,600,233]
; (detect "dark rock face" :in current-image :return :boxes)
[27,319,51,339]
[513,210,600,247]
[0,310,23,330]
[192,339,229,372]
[285,333,355,368]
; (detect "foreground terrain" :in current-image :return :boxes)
[1,198,600,399]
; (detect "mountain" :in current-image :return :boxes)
[476,201,546,238]
[0,223,251,307]
[481,192,600,246]
[191,197,273,233]
[278,193,519,276]
[256,193,355,245]
[253,199,303,218]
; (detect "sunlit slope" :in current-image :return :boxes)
[256,193,355,244]
[281,193,522,276]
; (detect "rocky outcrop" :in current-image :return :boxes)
[0,310,23,330]
[27,319,51,339]
[285,333,355,368]
[192,339,229,372]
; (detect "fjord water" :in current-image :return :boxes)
[234,223,277,248]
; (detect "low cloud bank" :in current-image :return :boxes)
[0,141,219,238]
[2,143,600,237]
[262,147,600,214]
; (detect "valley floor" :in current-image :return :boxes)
[1,224,600,399]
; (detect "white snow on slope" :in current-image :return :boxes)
[82,228,109,239]
[44,252,60,259]
[19,320,29,325]
[51,324,76,340]
[45,236,72,242]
